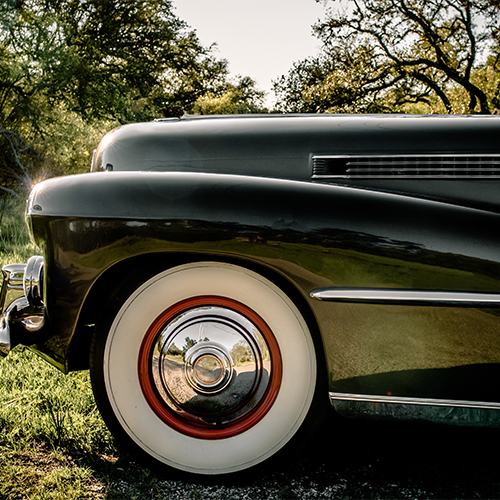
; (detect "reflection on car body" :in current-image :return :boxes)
[2,114,500,475]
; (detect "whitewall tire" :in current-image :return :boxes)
[90,262,320,475]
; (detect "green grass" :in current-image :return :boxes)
[0,349,117,499]
[0,350,113,453]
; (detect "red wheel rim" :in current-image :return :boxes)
[138,296,282,439]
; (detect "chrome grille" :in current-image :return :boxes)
[312,155,500,179]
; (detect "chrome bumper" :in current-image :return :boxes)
[0,256,45,356]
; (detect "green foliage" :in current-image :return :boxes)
[39,103,115,177]
[0,448,104,500]
[274,0,500,114]
[0,196,37,264]
[0,0,216,124]
[193,76,268,114]
[0,0,266,197]
[230,340,253,365]
[181,336,210,361]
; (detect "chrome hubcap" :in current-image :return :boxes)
[139,297,281,438]
[185,343,233,393]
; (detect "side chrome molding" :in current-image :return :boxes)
[329,392,500,411]
[310,287,500,307]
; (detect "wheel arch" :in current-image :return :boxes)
[68,252,328,384]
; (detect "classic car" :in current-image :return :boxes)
[2,113,500,476]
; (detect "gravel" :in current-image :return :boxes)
[101,414,500,499]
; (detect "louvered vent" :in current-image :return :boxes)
[312,155,500,179]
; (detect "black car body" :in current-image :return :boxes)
[2,114,500,474]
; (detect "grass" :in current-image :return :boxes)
[0,349,116,499]
[0,350,113,453]
[1,196,500,498]
[0,198,115,498]
[0,348,116,499]
[0,196,38,265]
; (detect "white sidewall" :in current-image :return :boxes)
[104,262,316,475]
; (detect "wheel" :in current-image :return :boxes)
[90,261,322,475]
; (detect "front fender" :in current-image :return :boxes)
[25,171,500,373]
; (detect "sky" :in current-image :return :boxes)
[172,0,325,106]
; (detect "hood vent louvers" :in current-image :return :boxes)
[312,155,500,179]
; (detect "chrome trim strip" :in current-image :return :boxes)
[310,287,500,307]
[315,153,500,159]
[313,175,500,179]
[329,392,500,410]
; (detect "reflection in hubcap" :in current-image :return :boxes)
[193,355,223,386]
[138,296,282,439]
[185,342,233,393]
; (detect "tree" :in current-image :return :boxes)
[192,76,267,114]
[0,0,256,195]
[181,336,210,361]
[1,0,229,125]
[274,46,387,113]
[274,0,500,114]
[0,129,44,196]
[232,340,257,365]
